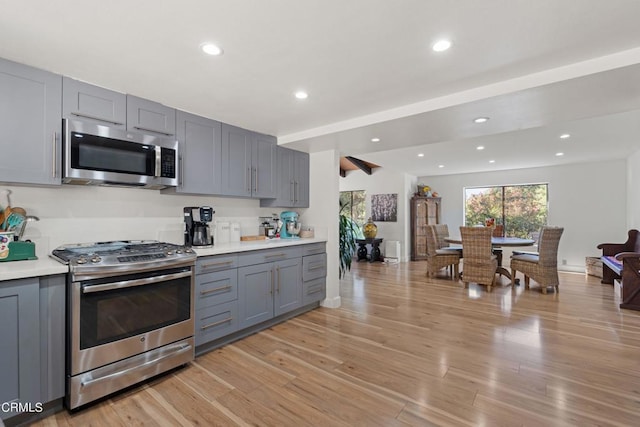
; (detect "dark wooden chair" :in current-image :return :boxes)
[597,229,640,284]
[619,254,640,311]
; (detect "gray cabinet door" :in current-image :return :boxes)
[0,279,40,420]
[251,132,277,198]
[274,258,302,317]
[62,77,126,128]
[0,58,62,186]
[293,151,310,208]
[221,123,252,197]
[174,111,221,195]
[39,275,65,402]
[238,263,274,328]
[127,95,176,136]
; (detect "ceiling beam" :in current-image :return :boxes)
[345,156,372,175]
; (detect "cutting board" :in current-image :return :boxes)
[240,235,266,241]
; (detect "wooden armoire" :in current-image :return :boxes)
[410,196,441,261]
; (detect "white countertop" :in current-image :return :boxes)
[0,237,327,282]
[193,237,327,257]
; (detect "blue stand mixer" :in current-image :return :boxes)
[280,211,301,239]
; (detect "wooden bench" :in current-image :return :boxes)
[597,229,640,284]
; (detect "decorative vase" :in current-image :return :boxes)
[363,217,378,238]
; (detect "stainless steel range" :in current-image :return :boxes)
[51,240,197,410]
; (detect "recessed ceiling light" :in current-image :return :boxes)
[418,153,425,157]
[560,133,571,139]
[438,164,445,168]
[294,91,308,100]
[556,152,564,156]
[200,43,223,56]
[432,39,452,52]
[476,146,485,150]
[371,138,380,142]
[474,117,489,123]
[489,160,495,163]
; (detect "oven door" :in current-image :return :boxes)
[70,265,195,376]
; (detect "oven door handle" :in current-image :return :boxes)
[82,271,192,294]
[80,342,192,389]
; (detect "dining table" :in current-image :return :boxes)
[444,236,536,281]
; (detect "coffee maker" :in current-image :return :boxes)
[184,206,214,247]
[280,211,301,239]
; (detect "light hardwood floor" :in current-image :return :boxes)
[30,262,640,426]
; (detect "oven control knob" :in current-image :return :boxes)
[176,249,183,254]
[76,257,88,264]
[185,248,194,253]
[166,250,174,256]
[91,256,102,263]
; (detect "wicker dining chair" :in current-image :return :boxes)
[460,226,498,291]
[433,224,450,249]
[510,226,564,294]
[425,225,460,280]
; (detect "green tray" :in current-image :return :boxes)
[0,241,37,262]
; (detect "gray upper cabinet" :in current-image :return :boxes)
[168,111,221,195]
[126,95,176,136]
[221,123,276,198]
[260,147,309,208]
[62,77,126,128]
[0,58,62,186]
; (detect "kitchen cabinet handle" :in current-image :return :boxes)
[132,126,173,136]
[265,253,286,259]
[200,285,232,296]
[201,317,233,330]
[276,266,281,293]
[82,271,192,293]
[247,168,251,193]
[294,181,298,203]
[179,155,184,187]
[201,260,234,269]
[308,264,325,271]
[254,167,258,193]
[70,112,125,126]
[270,269,274,294]
[52,132,57,179]
[290,181,294,203]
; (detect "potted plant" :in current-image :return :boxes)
[339,200,360,278]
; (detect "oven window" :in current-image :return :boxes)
[80,276,191,349]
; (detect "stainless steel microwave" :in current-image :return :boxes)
[63,119,179,189]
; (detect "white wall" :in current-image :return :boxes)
[419,159,627,272]
[3,184,312,255]
[627,150,640,230]
[339,167,416,261]
[304,150,341,308]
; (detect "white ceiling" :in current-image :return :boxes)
[2,0,640,177]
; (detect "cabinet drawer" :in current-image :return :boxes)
[197,255,238,274]
[303,277,326,305]
[302,253,327,281]
[195,269,238,310]
[301,242,326,257]
[238,246,301,267]
[195,301,238,346]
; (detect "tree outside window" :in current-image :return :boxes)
[340,190,366,237]
[464,184,548,238]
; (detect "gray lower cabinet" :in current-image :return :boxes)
[0,57,62,186]
[260,147,309,208]
[221,123,276,198]
[166,111,222,195]
[126,95,176,137]
[237,248,303,329]
[62,77,126,128]
[194,255,239,347]
[302,243,327,304]
[0,275,65,421]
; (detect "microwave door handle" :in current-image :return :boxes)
[82,271,192,294]
[155,146,162,177]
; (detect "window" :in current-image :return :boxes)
[340,190,367,226]
[464,184,548,238]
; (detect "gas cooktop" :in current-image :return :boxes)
[50,240,196,268]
